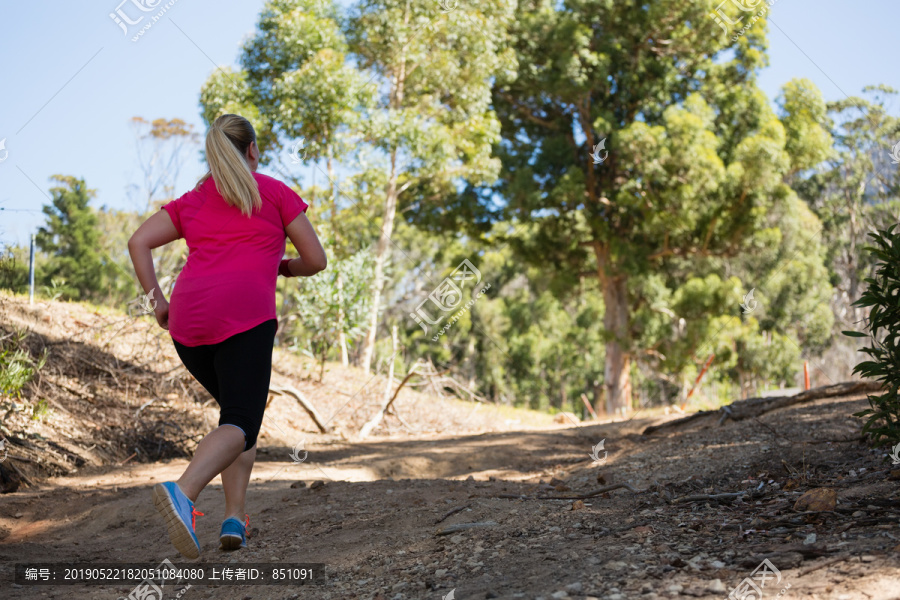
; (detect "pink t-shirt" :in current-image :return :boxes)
[161,172,308,347]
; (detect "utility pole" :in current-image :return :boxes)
[29,233,35,305]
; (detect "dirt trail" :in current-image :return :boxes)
[2,391,900,600]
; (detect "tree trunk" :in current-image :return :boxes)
[336,272,349,366]
[359,1,410,374]
[325,152,350,367]
[591,378,607,419]
[602,274,632,415]
[360,150,400,373]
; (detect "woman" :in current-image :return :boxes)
[128,114,326,559]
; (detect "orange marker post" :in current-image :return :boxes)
[804,361,810,390]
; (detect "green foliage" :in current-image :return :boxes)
[794,86,900,326]
[0,329,47,398]
[282,244,374,380]
[0,246,29,294]
[778,78,834,174]
[35,175,105,300]
[846,226,900,446]
[31,399,51,422]
[486,0,837,408]
[41,277,66,302]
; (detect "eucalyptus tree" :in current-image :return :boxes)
[490,0,834,412]
[347,0,516,372]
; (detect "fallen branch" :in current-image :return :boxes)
[4,458,35,487]
[495,483,646,501]
[797,554,850,577]
[539,482,647,499]
[673,490,766,504]
[435,504,471,525]
[643,381,882,435]
[642,411,713,435]
[358,361,421,439]
[435,521,498,536]
[268,383,329,433]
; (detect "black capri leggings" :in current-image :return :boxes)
[172,319,277,451]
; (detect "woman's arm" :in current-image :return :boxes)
[128,210,181,329]
[283,213,327,276]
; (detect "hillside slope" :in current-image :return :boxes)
[0,291,559,489]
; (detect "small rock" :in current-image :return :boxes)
[606,561,627,570]
[803,533,817,545]
[290,481,306,489]
[852,511,866,517]
[434,569,447,577]
[450,535,465,544]
[309,480,325,490]
[571,500,585,511]
[14,513,24,519]
[553,412,580,424]
[465,475,475,482]
[708,579,726,593]
[667,584,683,594]
[565,582,582,592]
[793,488,836,512]
[861,555,877,562]
[551,592,569,599]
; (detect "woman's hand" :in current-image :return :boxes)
[128,210,180,332]
[154,298,170,330]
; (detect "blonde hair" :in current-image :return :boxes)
[195,114,261,217]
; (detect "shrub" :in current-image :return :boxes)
[845,225,900,446]
[0,330,47,397]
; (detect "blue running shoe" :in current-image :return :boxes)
[153,482,203,559]
[219,514,248,550]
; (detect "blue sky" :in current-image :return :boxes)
[0,0,898,247]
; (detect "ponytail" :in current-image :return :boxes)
[195,114,261,217]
